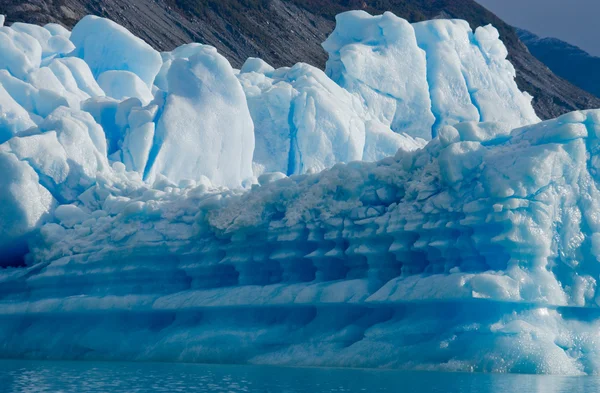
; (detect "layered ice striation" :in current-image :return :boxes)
[4,111,600,374]
[1,10,595,375]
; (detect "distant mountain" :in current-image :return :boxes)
[517,28,600,99]
[2,0,600,119]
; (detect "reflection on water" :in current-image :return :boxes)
[0,360,597,393]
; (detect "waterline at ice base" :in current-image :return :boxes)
[1,10,600,375]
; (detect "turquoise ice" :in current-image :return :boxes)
[1,10,597,375]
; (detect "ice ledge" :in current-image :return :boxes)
[0,275,531,315]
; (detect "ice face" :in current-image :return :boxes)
[0,149,55,267]
[323,11,435,140]
[239,62,367,175]
[238,61,424,176]
[0,110,599,373]
[413,20,540,131]
[323,11,539,139]
[0,11,581,374]
[145,46,255,187]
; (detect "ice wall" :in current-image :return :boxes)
[20,111,600,308]
[0,11,573,374]
[1,111,600,374]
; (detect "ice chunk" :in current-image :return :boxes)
[146,47,254,187]
[2,56,101,116]
[81,97,145,157]
[323,11,435,140]
[289,63,366,174]
[0,149,55,265]
[80,97,120,145]
[257,171,287,185]
[0,70,68,119]
[97,70,153,104]
[0,25,42,79]
[363,121,425,161]
[238,70,294,175]
[154,43,209,91]
[46,35,75,58]
[121,104,158,173]
[239,63,382,176]
[4,128,104,204]
[52,57,105,98]
[41,106,108,162]
[472,25,539,125]
[240,57,275,75]
[0,84,36,143]
[27,64,90,109]
[69,16,162,87]
[453,121,513,143]
[5,132,70,187]
[122,122,155,173]
[11,22,74,59]
[323,11,539,139]
[33,107,109,200]
[0,70,38,113]
[412,20,480,130]
[44,23,70,37]
[46,58,102,106]
[413,20,539,130]
[54,204,89,228]
[10,23,51,50]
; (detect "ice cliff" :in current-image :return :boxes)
[2,11,598,375]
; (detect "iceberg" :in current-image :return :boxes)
[1,10,597,375]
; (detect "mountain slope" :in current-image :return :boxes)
[1,0,599,119]
[517,28,600,99]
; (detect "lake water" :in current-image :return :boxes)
[0,359,598,393]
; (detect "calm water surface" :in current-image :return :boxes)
[0,359,598,393]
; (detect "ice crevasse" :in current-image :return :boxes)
[3,10,599,375]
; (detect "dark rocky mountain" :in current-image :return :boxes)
[2,0,599,119]
[517,28,600,99]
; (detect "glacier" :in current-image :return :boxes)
[0,10,598,375]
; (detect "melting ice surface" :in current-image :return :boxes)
[0,10,600,376]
